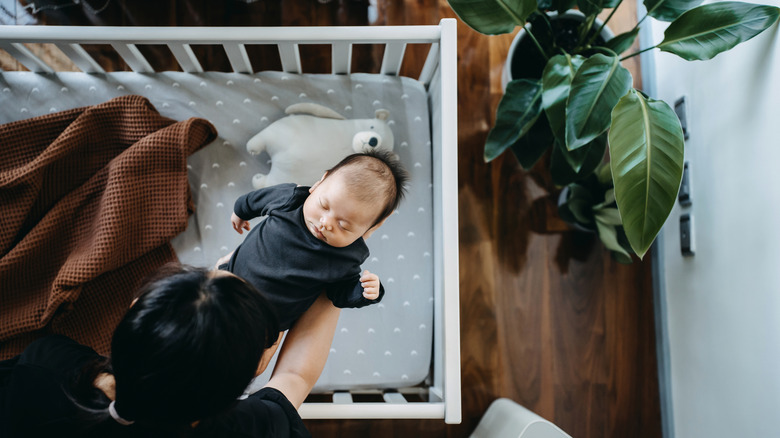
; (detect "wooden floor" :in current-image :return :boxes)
[5,0,661,436]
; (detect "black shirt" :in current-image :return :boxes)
[0,335,311,438]
[229,183,384,330]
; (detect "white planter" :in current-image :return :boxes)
[502,10,616,90]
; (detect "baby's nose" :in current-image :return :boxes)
[320,215,333,231]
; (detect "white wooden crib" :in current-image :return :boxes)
[0,19,461,423]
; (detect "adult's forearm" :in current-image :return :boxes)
[266,292,340,408]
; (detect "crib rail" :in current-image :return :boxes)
[301,387,446,419]
[0,25,442,84]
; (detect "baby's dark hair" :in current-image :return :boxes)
[325,150,409,226]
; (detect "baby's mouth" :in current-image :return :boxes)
[309,221,326,241]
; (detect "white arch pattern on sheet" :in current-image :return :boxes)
[0,70,434,391]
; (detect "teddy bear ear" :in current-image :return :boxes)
[375,109,390,120]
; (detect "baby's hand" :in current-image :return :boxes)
[231,212,251,234]
[214,251,234,269]
[361,270,380,300]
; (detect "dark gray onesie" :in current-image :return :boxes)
[226,183,384,330]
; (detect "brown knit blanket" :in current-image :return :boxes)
[0,95,216,359]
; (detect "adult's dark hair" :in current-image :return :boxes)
[325,149,410,226]
[70,264,279,435]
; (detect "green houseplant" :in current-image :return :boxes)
[448,0,780,260]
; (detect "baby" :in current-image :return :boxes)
[217,150,409,332]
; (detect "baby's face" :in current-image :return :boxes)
[303,171,383,248]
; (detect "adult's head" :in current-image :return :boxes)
[109,265,279,426]
[303,150,409,247]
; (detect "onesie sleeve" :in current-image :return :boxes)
[326,277,385,308]
[233,183,299,221]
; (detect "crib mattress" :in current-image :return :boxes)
[0,71,434,391]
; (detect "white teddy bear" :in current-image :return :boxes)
[247,102,395,189]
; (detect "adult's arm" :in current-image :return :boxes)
[264,292,340,409]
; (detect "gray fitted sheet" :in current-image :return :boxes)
[0,71,434,390]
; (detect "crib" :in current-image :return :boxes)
[0,19,460,423]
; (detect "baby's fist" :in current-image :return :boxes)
[361,270,380,300]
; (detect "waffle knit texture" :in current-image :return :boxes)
[0,95,216,359]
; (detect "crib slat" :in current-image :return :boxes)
[55,43,105,73]
[168,43,203,73]
[382,392,408,404]
[278,43,301,74]
[332,392,353,404]
[0,43,54,73]
[331,42,351,75]
[418,43,439,86]
[379,42,406,76]
[111,43,154,73]
[224,44,253,73]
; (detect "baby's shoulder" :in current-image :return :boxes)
[263,183,306,212]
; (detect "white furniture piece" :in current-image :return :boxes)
[643,3,780,436]
[0,19,461,424]
[470,399,571,438]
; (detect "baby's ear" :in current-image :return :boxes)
[309,172,328,193]
[363,216,388,240]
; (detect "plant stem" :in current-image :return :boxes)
[524,23,549,61]
[620,45,657,61]
[591,46,617,56]
[635,1,664,30]
[537,11,558,51]
[576,14,597,49]
[588,0,625,46]
[538,10,553,28]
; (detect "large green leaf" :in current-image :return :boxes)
[565,183,596,224]
[542,54,586,145]
[565,53,632,150]
[609,90,684,259]
[447,0,538,35]
[577,0,621,18]
[558,131,607,173]
[578,0,602,16]
[551,0,578,14]
[594,207,622,226]
[485,79,543,162]
[658,2,780,60]
[510,112,555,170]
[593,188,616,209]
[604,28,640,54]
[644,0,705,22]
[595,214,632,258]
[550,133,606,185]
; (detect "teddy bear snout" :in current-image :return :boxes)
[352,130,384,153]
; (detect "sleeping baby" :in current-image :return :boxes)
[216,150,409,333]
